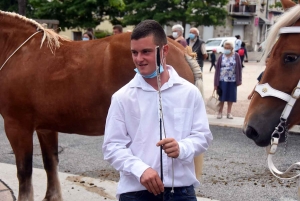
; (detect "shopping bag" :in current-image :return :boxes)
[206,90,220,112]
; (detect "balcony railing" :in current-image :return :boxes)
[228,4,257,16]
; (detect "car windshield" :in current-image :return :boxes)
[205,40,222,46]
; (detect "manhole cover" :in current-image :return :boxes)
[0,179,16,201]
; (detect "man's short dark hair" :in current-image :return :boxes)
[113,25,123,33]
[87,27,94,33]
[131,20,167,47]
[235,35,240,39]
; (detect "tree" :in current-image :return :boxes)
[0,0,18,13]
[28,0,125,30]
[122,0,229,33]
[0,0,125,30]
[18,0,26,15]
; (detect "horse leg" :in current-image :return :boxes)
[36,129,62,201]
[5,120,34,201]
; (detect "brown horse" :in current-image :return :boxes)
[243,0,300,147]
[0,11,204,201]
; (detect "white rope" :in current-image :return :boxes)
[0,30,42,71]
[155,46,175,194]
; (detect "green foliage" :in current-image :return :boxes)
[122,0,229,29]
[94,30,112,38]
[0,0,125,30]
[28,0,105,30]
[272,0,298,8]
[109,0,125,9]
[0,0,229,32]
[0,0,18,12]
[274,2,282,8]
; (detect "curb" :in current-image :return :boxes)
[0,163,218,201]
[207,114,300,133]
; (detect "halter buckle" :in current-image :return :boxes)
[291,87,300,99]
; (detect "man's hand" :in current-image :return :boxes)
[156,138,180,158]
[140,168,164,195]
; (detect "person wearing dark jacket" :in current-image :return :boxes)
[186,27,207,72]
[209,49,216,72]
[238,42,248,67]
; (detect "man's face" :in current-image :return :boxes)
[190,29,198,37]
[131,35,166,77]
[113,29,121,35]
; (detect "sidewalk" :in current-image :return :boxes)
[0,162,218,201]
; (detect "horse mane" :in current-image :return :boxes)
[0,10,68,53]
[263,4,300,62]
[184,46,204,96]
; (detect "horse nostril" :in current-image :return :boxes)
[244,126,259,140]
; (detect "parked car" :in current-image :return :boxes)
[205,37,237,56]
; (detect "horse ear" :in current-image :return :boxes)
[281,0,296,10]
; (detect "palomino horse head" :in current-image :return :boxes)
[244,0,300,147]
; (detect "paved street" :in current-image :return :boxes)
[1,61,300,201]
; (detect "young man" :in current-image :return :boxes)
[113,24,123,35]
[186,27,208,72]
[102,20,212,201]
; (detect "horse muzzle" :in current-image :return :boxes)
[243,121,286,147]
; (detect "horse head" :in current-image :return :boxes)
[244,0,300,147]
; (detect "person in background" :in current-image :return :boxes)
[87,27,96,39]
[171,24,187,47]
[209,49,216,72]
[102,19,213,201]
[82,32,93,41]
[214,41,242,119]
[113,24,123,35]
[186,27,207,72]
[238,42,248,68]
[234,35,242,52]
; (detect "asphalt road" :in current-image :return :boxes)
[1,114,300,201]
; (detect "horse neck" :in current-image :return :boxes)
[0,15,40,63]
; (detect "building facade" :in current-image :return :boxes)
[165,0,283,51]
[200,0,283,51]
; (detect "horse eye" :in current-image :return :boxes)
[284,54,299,63]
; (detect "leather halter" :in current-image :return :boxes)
[256,81,300,179]
[255,26,300,180]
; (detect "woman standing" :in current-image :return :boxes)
[171,24,187,47]
[214,41,242,119]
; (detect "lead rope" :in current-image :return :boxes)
[0,30,42,71]
[155,46,175,201]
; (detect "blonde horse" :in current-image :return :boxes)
[244,0,300,146]
[0,11,204,200]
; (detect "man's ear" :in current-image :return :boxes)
[163,44,169,57]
